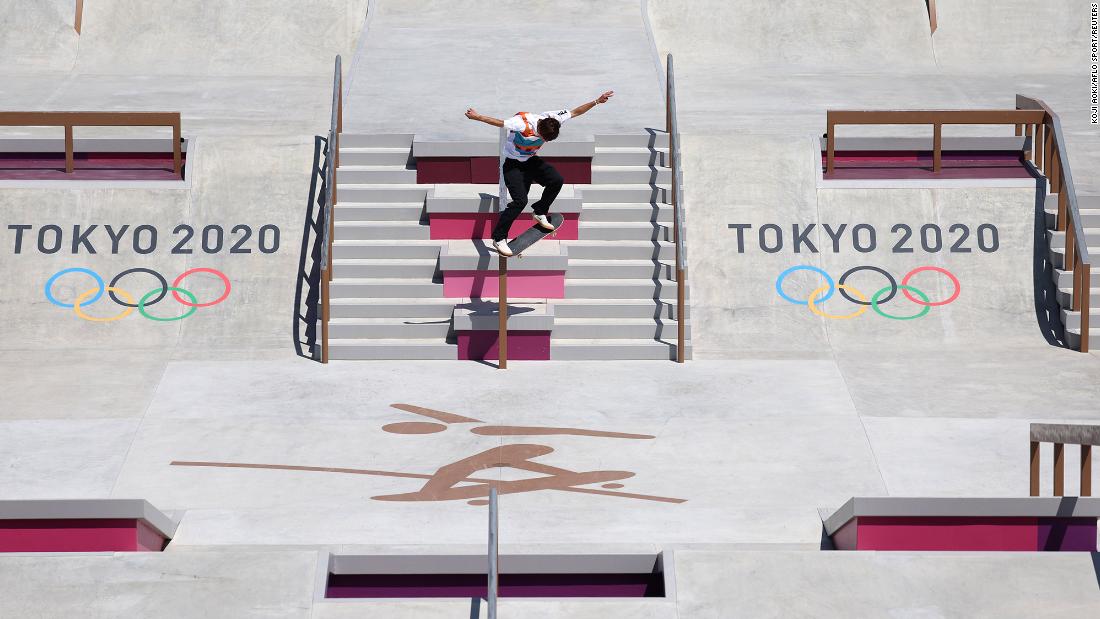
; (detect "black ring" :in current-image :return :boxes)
[838,266,897,306]
[109,268,168,307]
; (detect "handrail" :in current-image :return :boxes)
[1030,423,1099,497]
[319,55,342,364]
[1017,94,1091,352]
[497,126,509,370]
[0,111,182,178]
[825,109,1045,174]
[666,54,688,363]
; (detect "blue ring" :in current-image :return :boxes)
[776,266,834,306]
[44,268,104,308]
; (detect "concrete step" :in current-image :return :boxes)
[552,318,689,339]
[595,133,670,148]
[580,222,672,241]
[567,259,676,279]
[332,240,441,259]
[1053,266,1100,288]
[552,298,685,319]
[1056,286,1100,308]
[566,279,683,300]
[591,166,671,184]
[1060,307,1100,331]
[339,134,415,149]
[581,203,673,223]
[328,298,456,319]
[580,184,669,203]
[337,166,418,184]
[335,222,430,240]
[326,317,451,339]
[336,203,425,222]
[328,338,457,360]
[592,147,668,167]
[565,240,677,260]
[550,339,687,360]
[1046,229,1100,249]
[330,278,444,299]
[332,258,438,279]
[338,147,411,166]
[335,185,429,203]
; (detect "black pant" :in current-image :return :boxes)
[491,156,564,241]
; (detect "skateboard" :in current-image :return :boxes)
[503,213,565,258]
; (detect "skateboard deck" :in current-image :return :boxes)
[505,213,565,257]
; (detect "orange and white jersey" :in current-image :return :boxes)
[501,110,572,161]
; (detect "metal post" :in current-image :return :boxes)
[1029,440,1040,496]
[932,123,942,172]
[488,487,499,619]
[64,125,74,173]
[1082,264,1092,353]
[1082,445,1093,497]
[172,119,182,178]
[74,0,83,34]
[1054,443,1065,496]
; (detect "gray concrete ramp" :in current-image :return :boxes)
[0,0,79,74]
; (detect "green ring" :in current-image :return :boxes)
[871,285,932,320]
[139,287,198,322]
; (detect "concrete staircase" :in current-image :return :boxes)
[323,132,692,361]
[1045,194,1100,348]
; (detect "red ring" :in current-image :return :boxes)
[901,266,960,306]
[172,268,231,307]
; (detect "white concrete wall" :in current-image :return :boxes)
[0,0,79,73]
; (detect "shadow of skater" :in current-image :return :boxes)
[1031,174,1068,347]
[292,135,328,360]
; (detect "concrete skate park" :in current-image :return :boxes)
[3,0,1100,616]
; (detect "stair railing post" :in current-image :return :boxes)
[1029,440,1040,496]
[1054,442,1065,496]
[488,487,499,619]
[497,127,509,369]
[668,53,687,363]
[1082,445,1093,497]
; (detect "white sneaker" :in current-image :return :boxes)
[492,239,514,257]
[533,214,557,232]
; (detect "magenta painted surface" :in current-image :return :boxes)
[417,157,592,184]
[821,151,1033,180]
[429,213,579,240]
[835,516,1099,551]
[444,271,565,298]
[0,152,185,180]
[0,518,167,552]
[326,572,663,598]
[457,331,551,360]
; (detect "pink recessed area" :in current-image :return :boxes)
[429,213,579,241]
[821,151,1034,180]
[457,330,552,361]
[831,516,1097,551]
[443,270,565,298]
[0,518,168,552]
[0,152,186,181]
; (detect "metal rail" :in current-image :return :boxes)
[497,126,509,369]
[74,0,84,34]
[666,54,688,362]
[0,111,183,177]
[1030,423,1099,497]
[1017,94,1092,352]
[319,55,342,364]
[488,487,499,618]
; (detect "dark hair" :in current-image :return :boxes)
[537,117,561,141]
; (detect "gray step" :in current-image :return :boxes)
[326,318,451,339]
[567,259,676,280]
[328,298,456,319]
[1056,286,1100,308]
[595,134,670,148]
[565,240,677,260]
[332,240,441,259]
[580,185,669,203]
[337,166,418,184]
[566,279,683,300]
[553,299,685,319]
[335,186,428,203]
[339,134,415,148]
[335,222,430,240]
[1060,307,1100,331]
[550,339,687,361]
[1053,267,1100,288]
[1047,229,1100,249]
[332,258,438,279]
[328,338,457,360]
[552,318,689,339]
[591,166,671,184]
[336,203,425,222]
[339,147,410,166]
[580,222,672,241]
[330,278,444,299]
[592,147,668,167]
[581,203,673,223]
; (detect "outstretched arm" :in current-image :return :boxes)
[570,91,615,118]
[465,108,504,128]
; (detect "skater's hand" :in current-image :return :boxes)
[465,108,480,120]
[595,91,614,104]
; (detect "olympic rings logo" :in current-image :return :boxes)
[45,267,231,322]
[775,265,960,320]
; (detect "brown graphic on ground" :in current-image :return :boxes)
[170,403,686,505]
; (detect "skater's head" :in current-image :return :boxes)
[537,117,561,141]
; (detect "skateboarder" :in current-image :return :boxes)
[465,91,615,256]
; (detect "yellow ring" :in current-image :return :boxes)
[73,286,135,322]
[808,284,869,320]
